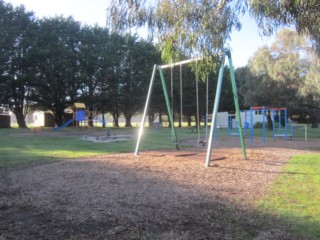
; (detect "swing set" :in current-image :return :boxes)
[135,48,247,167]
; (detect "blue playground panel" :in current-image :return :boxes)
[76,110,85,121]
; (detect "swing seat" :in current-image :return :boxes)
[274,134,293,140]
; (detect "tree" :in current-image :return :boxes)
[249,0,320,56]
[78,25,111,127]
[107,0,320,62]
[102,33,125,127]
[240,29,320,127]
[0,1,38,128]
[107,0,242,62]
[119,36,162,127]
[30,16,82,126]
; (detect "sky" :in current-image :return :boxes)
[6,0,276,68]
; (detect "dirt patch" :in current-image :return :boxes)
[1,138,318,239]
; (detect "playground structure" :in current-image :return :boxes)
[249,106,293,144]
[135,48,247,167]
[72,103,98,127]
[53,103,98,130]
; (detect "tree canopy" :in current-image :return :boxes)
[238,29,320,127]
[107,0,320,60]
[0,0,162,127]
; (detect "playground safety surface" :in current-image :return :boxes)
[1,132,319,239]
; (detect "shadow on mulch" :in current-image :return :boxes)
[0,151,314,240]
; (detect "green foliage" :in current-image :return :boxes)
[107,0,243,62]
[257,154,320,239]
[30,17,82,126]
[0,1,162,128]
[238,29,320,126]
[107,0,320,62]
[249,0,320,57]
[0,1,38,127]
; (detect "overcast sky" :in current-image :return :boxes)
[6,0,276,68]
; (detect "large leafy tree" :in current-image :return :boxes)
[78,25,111,127]
[30,16,82,126]
[107,0,320,61]
[249,0,320,56]
[0,1,38,128]
[102,33,126,127]
[107,0,242,62]
[239,29,320,127]
[78,25,108,103]
[119,36,162,127]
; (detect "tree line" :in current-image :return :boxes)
[0,1,241,128]
[236,29,320,128]
[0,1,162,128]
[1,1,319,128]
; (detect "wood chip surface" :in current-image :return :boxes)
[1,136,318,239]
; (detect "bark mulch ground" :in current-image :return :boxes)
[0,136,318,239]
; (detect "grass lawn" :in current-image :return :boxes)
[0,128,136,168]
[0,127,198,168]
[257,154,320,239]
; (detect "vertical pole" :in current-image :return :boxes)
[304,124,307,142]
[159,68,180,150]
[206,76,209,140]
[278,110,281,135]
[250,107,253,144]
[195,71,201,142]
[206,114,209,140]
[205,53,226,167]
[262,107,266,144]
[135,65,157,155]
[272,109,275,140]
[285,108,288,139]
[180,64,183,127]
[226,50,247,159]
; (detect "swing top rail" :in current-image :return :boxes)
[158,57,203,69]
[158,48,229,70]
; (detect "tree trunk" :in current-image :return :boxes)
[14,111,27,128]
[112,112,120,128]
[178,113,182,127]
[267,114,273,130]
[102,113,106,128]
[308,109,319,128]
[148,112,157,127]
[88,112,93,127]
[124,113,132,127]
[187,116,192,127]
[54,111,64,127]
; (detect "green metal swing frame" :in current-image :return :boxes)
[135,48,247,167]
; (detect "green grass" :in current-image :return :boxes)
[0,128,136,168]
[0,127,202,168]
[2,124,320,168]
[257,154,320,239]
